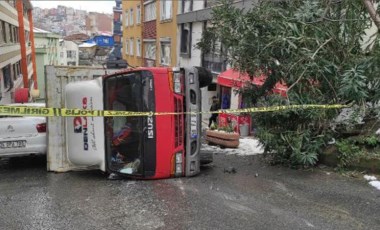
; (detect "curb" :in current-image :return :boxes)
[320,146,380,173]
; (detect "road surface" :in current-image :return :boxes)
[0,152,379,230]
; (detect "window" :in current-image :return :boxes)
[160,41,171,66]
[182,0,192,13]
[4,22,11,43]
[136,38,141,57]
[13,26,19,43]
[144,41,156,60]
[67,51,76,59]
[160,0,172,21]
[129,38,134,55]
[136,5,141,24]
[25,30,30,43]
[12,61,21,81]
[180,23,192,57]
[0,21,4,45]
[130,9,134,25]
[9,24,14,43]
[125,11,129,26]
[2,65,12,89]
[125,39,129,54]
[144,1,156,22]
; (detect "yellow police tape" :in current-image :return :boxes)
[0,104,350,117]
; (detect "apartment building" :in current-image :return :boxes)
[0,0,37,104]
[122,0,178,67]
[176,0,255,114]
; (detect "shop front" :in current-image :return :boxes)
[216,69,287,136]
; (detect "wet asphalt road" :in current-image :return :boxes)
[0,153,379,230]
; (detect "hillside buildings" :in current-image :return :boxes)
[86,12,113,36]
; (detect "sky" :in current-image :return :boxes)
[31,0,115,14]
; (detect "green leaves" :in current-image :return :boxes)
[199,0,380,167]
[338,63,369,103]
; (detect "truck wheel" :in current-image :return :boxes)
[200,150,214,165]
[195,67,213,88]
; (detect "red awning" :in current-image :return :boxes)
[217,69,288,96]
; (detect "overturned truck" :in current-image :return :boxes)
[45,65,212,179]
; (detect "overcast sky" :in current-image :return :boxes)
[31,0,115,14]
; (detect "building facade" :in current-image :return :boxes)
[58,39,79,66]
[113,0,123,47]
[122,0,178,67]
[33,27,60,100]
[176,0,255,115]
[122,0,143,67]
[0,0,38,104]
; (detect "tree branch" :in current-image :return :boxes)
[311,38,333,60]
[362,0,380,31]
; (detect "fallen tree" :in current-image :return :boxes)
[198,0,380,167]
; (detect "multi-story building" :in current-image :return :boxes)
[176,0,255,114]
[33,27,60,100]
[0,0,38,104]
[122,0,142,67]
[122,0,178,67]
[58,39,79,66]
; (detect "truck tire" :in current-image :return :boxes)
[200,151,214,165]
[195,66,213,88]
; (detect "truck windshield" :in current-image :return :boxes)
[104,72,143,175]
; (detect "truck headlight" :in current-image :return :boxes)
[173,72,181,94]
[189,73,194,84]
[175,152,183,175]
[176,164,182,174]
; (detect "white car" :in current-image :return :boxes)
[0,103,46,158]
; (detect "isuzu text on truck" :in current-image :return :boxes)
[45,66,212,179]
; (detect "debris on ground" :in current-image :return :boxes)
[224,167,237,174]
[364,175,380,191]
[201,137,264,156]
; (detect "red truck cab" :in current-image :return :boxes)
[65,67,212,179]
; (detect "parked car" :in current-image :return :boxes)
[0,103,46,158]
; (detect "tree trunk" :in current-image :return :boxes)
[362,0,380,31]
